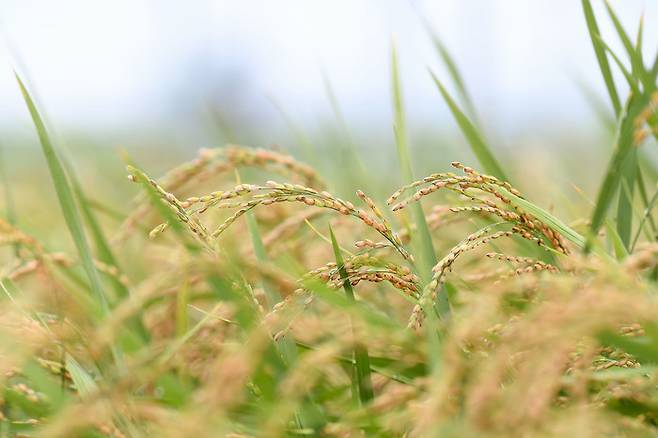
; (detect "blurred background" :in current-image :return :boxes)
[1,0,657,232]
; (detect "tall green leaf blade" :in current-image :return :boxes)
[329,226,373,405]
[582,0,622,116]
[61,157,128,299]
[391,44,438,281]
[245,209,317,429]
[596,36,640,94]
[631,182,658,252]
[589,94,649,242]
[603,0,647,87]
[496,186,586,249]
[65,355,99,397]
[15,73,109,314]
[429,71,507,182]
[616,148,637,249]
[421,19,478,122]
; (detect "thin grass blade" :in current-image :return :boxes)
[429,70,507,182]
[15,73,110,314]
[329,226,374,404]
[421,17,478,122]
[582,0,622,116]
[391,43,439,280]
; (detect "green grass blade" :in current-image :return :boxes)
[603,0,646,84]
[15,73,110,314]
[589,93,648,243]
[391,43,415,186]
[603,1,639,71]
[635,166,657,238]
[429,70,507,182]
[60,157,128,299]
[329,226,374,404]
[65,354,99,397]
[582,0,622,116]
[63,157,149,341]
[421,18,478,122]
[496,186,586,249]
[605,220,629,260]
[596,36,640,94]
[245,208,316,428]
[391,43,438,280]
[616,148,637,249]
[631,183,658,252]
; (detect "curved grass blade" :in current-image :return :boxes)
[429,70,507,182]
[61,157,128,300]
[496,186,586,249]
[329,226,374,405]
[596,36,640,94]
[391,44,439,281]
[65,354,99,397]
[420,18,478,122]
[62,156,149,342]
[616,149,637,249]
[589,93,649,247]
[246,211,313,429]
[605,220,628,260]
[15,73,110,315]
[603,0,646,84]
[631,183,658,252]
[635,167,657,238]
[582,0,621,116]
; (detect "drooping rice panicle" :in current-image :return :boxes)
[185,181,411,260]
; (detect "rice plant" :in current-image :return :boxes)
[2,2,658,437]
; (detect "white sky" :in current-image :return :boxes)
[0,1,655,138]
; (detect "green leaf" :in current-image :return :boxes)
[429,70,507,182]
[15,74,110,315]
[616,148,637,249]
[603,0,641,77]
[589,93,649,243]
[582,0,622,116]
[605,220,628,260]
[329,226,374,404]
[60,157,129,298]
[631,182,658,252]
[391,44,439,283]
[595,35,640,95]
[496,186,586,249]
[421,19,478,122]
[65,354,99,397]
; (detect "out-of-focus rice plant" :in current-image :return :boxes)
[2,2,658,436]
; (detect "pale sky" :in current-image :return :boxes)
[0,1,654,140]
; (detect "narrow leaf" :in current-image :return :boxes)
[329,226,374,404]
[582,0,622,116]
[421,18,478,122]
[429,70,507,182]
[391,44,439,281]
[15,73,109,314]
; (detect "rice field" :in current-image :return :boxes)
[2,1,658,436]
